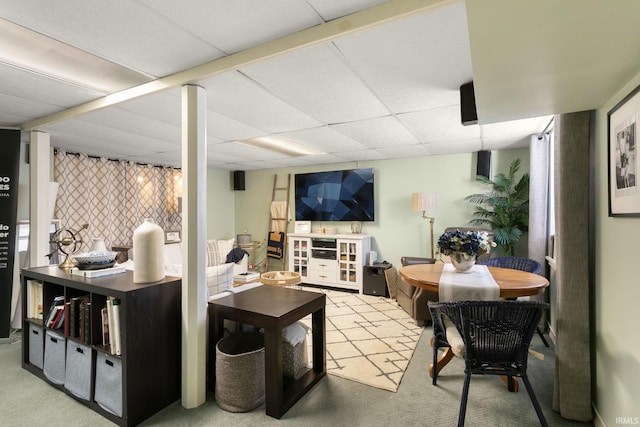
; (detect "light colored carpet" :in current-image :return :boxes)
[297,286,423,392]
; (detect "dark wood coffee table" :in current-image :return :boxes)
[208,285,326,419]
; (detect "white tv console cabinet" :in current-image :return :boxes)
[287,233,371,293]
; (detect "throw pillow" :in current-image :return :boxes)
[206,263,234,297]
[206,240,222,267]
[281,321,309,346]
[216,238,235,262]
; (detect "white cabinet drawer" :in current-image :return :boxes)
[308,269,337,283]
[308,258,336,272]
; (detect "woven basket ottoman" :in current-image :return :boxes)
[215,332,265,412]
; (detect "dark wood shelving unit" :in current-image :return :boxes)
[21,266,181,427]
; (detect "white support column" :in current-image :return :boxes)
[181,84,207,408]
[28,131,53,267]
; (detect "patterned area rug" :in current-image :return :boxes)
[298,286,424,392]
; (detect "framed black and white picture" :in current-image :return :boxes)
[608,83,640,216]
[165,230,181,243]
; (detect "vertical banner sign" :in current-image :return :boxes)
[0,129,20,338]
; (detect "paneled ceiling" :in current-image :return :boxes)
[1,0,639,170]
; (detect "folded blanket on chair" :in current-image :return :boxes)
[226,247,248,263]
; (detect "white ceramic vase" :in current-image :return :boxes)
[450,252,476,273]
[89,238,107,252]
[133,218,165,283]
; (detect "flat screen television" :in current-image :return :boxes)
[295,168,374,221]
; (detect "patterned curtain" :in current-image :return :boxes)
[53,150,182,251]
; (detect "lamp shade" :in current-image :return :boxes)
[411,192,437,212]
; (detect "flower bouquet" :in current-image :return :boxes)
[437,229,496,271]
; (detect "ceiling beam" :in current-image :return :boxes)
[21,0,456,131]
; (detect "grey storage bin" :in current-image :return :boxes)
[43,330,66,385]
[28,323,44,369]
[94,352,123,418]
[283,335,309,380]
[215,332,265,413]
[64,341,93,401]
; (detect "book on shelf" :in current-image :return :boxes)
[79,299,89,342]
[107,298,115,354]
[111,298,122,356]
[45,296,65,328]
[101,307,110,347]
[26,280,43,319]
[83,301,91,345]
[105,297,122,356]
[50,306,65,329]
[64,302,71,336]
[70,296,88,338]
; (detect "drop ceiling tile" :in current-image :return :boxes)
[77,107,181,145]
[375,144,430,158]
[207,110,269,142]
[423,139,483,156]
[210,141,292,161]
[0,64,101,110]
[118,89,182,126]
[397,106,480,144]
[200,72,322,133]
[0,0,224,77]
[45,119,179,152]
[0,112,28,127]
[336,149,385,161]
[307,0,388,21]
[0,94,60,126]
[240,44,389,123]
[334,2,472,113]
[206,150,247,165]
[140,0,323,54]
[280,126,368,153]
[329,116,419,148]
[294,153,351,165]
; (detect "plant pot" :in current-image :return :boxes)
[450,252,476,273]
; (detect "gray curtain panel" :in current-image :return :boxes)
[552,111,593,421]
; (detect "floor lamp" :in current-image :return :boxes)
[411,192,437,258]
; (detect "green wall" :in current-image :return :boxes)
[206,167,236,240]
[594,71,640,425]
[224,148,529,271]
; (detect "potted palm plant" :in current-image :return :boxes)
[465,158,529,256]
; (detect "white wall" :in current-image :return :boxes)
[594,72,640,425]
[230,148,530,272]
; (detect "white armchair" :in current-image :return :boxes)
[164,239,248,298]
[124,239,248,298]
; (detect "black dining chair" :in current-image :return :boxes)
[428,300,549,427]
[478,256,549,347]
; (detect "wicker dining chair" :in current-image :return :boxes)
[477,256,549,347]
[428,300,549,427]
[477,256,542,274]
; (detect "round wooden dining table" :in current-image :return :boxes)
[398,263,549,298]
[398,262,549,391]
